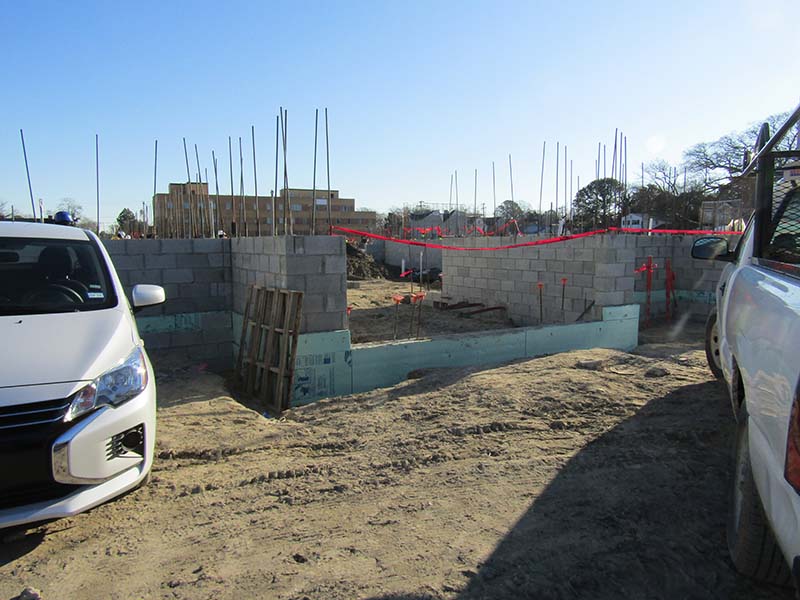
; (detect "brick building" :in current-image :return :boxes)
[153,183,377,238]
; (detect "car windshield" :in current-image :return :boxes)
[0,237,117,315]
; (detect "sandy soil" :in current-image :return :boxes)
[0,325,793,600]
[348,280,513,344]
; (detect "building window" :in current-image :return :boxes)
[167,202,173,209]
[226,202,232,210]
[183,202,190,209]
[291,204,302,212]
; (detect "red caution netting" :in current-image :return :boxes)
[333,225,741,251]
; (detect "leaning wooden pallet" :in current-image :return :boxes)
[235,284,304,415]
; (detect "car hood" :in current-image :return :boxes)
[0,308,137,387]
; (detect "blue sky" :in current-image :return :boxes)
[0,0,797,228]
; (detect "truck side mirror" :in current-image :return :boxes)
[691,237,734,262]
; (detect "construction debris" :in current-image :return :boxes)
[346,241,387,280]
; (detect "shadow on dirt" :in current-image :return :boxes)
[366,380,793,600]
[0,527,45,567]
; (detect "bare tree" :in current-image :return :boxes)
[683,110,798,191]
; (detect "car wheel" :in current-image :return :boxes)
[727,406,791,585]
[705,307,724,380]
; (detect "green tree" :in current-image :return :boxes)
[494,200,525,221]
[116,208,137,233]
[574,178,625,229]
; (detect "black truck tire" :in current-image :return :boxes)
[727,406,791,585]
[705,307,724,380]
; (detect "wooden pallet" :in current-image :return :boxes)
[235,285,304,415]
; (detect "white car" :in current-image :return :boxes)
[0,221,164,528]
[694,106,800,589]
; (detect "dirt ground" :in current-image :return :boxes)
[1,323,794,600]
[347,279,513,343]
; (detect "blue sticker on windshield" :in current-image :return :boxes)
[87,292,105,299]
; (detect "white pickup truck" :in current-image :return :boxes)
[694,105,800,589]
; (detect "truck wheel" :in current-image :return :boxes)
[727,407,791,585]
[705,308,724,380]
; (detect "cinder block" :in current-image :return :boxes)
[163,268,194,284]
[616,277,635,291]
[594,291,625,306]
[287,256,325,275]
[555,247,573,261]
[127,269,162,286]
[574,249,594,262]
[145,254,177,269]
[301,235,344,255]
[111,254,144,270]
[595,277,615,292]
[595,263,625,278]
[546,260,565,272]
[324,255,346,274]
[170,330,204,348]
[572,274,593,288]
[126,240,161,254]
[141,332,171,350]
[161,239,194,254]
[194,269,226,283]
[302,274,343,295]
[176,254,210,268]
[615,248,636,263]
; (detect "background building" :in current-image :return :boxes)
[153,183,377,238]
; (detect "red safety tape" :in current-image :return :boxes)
[333,225,607,251]
[608,227,742,235]
[335,225,742,251]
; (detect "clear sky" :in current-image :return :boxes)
[0,0,797,229]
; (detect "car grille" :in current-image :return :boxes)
[0,397,70,430]
[0,481,82,511]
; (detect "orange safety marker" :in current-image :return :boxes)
[392,294,404,340]
[635,256,658,326]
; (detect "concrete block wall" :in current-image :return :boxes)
[230,235,347,334]
[442,233,726,326]
[103,239,233,368]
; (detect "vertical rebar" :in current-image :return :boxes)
[473,168,477,235]
[273,114,279,237]
[252,125,260,236]
[228,137,236,236]
[239,136,247,236]
[508,154,515,204]
[212,151,220,236]
[152,140,158,237]
[539,141,546,233]
[311,109,319,235]
[325,108,331,233]
[491,161,496,230]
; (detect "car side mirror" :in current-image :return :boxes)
[691,237,734,262]
[131,284,166,312]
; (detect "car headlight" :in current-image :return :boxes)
[65,347,148,422]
